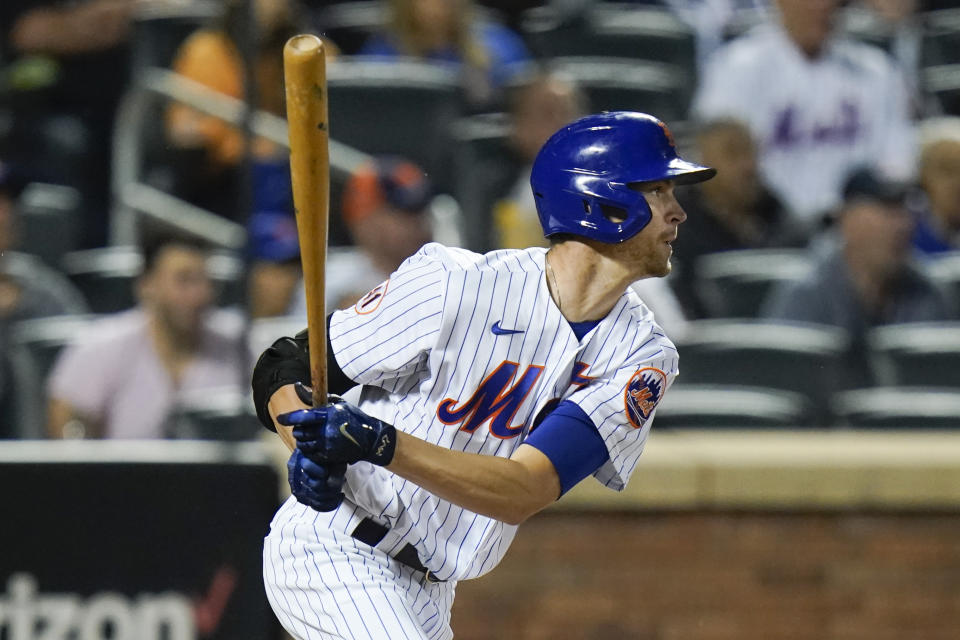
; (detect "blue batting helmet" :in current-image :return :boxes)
[530,111,716,243]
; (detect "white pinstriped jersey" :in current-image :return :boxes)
[270,243,678,585]
[693,23,916,223]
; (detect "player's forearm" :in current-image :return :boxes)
[267,384,308,452]
[387,433,558,525]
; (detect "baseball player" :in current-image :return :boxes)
[252,111,715,639]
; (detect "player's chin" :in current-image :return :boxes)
[647,253,673,278]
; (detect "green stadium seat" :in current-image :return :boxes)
[832,387,960,428]
[655,384,814,428]
[868,322,960,388]
[694,249,813,318]
[675,320,850,425]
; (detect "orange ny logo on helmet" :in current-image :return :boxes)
[656,120,676,148]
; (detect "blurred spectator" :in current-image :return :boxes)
[1,0,136,248]
[46,231,249,439]
[164,0,309,218]
[693,0,916,232]
[244,153,302,317]
[0,161,88,326]
[762,168,956,388]
[493,70,586,250]
[670,118,804,318]
[358,0,532,108]
[911,117,960,255]
[246,211,302,318]
[292,156,433,313]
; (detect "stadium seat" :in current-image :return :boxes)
[922,63,960,115]
[10,315,95,385]
[314,0,385,55]
[921,8,960,67]
[832,387,960,428]
[522,3,697,75]
[316,1,503,57]
[926,251,960,305]
[838,5,903,52]
[168,387,261,441]
[129,0,221,73]
[694,249,813,318]
[207,251,246,309]
[451,112,517,251]
[61,247,142,314]
[16,183,83,267]
[674,320,850,425]
[655,384,814,428]
[326,58,463,195]
[920,9,960,114]
[1,344,46,438]
[868,322,960,388]
[547,57,692,124]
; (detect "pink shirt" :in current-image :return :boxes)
[48,309,249,438]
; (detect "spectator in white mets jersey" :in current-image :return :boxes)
[693,0,916,232]
[250,111,716,640]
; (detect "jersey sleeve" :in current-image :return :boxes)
[328,249,447,391]
[566,330,679,491]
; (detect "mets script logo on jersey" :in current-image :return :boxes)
[437,360,543,439]
[354,280,389,315]
[624,367,666,428]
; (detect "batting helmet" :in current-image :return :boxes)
[530,111,716,243]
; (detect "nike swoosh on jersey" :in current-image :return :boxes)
[491,321,524,336]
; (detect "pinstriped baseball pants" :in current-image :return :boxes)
[263,498,457,640]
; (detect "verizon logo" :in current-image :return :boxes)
[0,569,236,639]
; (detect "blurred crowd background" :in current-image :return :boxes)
[1,0,960,441]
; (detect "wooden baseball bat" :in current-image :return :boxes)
[284,34,329,407]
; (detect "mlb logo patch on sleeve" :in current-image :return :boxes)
[624,367,666,428]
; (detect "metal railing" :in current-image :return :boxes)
[109,66,370,248]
